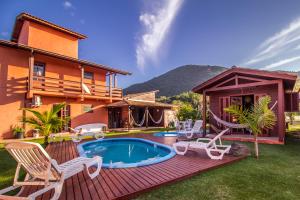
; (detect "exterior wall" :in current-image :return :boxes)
[18,21,29,45]
[34,54,106,85]
[0,46,29,139]
[18,21,79,58]
[208,84,279,136]
[35,97,108,129]
[0,46,109,139]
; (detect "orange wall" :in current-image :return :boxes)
[0,46,29,138]
[34,54,107,86]
[0,46,110,139]
[34,97,108,130]
[18,21,79,58]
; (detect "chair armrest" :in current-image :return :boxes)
[196,138,211,143]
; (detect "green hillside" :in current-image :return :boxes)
[124,65,227,97]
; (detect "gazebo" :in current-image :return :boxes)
[107,91,175,129]
[192,66,299,142]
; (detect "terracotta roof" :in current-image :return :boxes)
[0,39,131,75]
[192,66,298,93]
[11,13,87,42]
[107,100,174,108]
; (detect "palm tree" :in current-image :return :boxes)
[22,103,67,144]
[224,96,276,158]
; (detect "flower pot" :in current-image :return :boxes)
[16,132,24,139]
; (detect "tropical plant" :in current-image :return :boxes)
[22,103,66,144]
[224,96,276,158]
[12,125,25,139]
[174,102,199,121]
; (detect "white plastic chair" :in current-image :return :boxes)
[173,128,231,160]
[178,120,203,139]
[0,142,102,200]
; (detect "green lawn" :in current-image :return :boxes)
[1,133,300,200]
[137,136,300,200]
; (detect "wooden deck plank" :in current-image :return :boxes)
[18,133,246,200]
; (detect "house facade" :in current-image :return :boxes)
[192,66,299,143]
[0,13,130,139]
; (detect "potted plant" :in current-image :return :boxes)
[12,125,25,139]
[22,103,66,144]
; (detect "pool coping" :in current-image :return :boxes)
[77,137,176,168]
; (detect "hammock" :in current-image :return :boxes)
[130,110,147,127]
[208,100,278,129]
[148,112,164,124]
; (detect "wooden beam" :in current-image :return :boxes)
[114,74,117,88]
[109,73,113,103]
[206,80,280,92]
[202,91,207,135]
[27,51,34,98]
[277,80,285,142]
[145,107,149,128]
[80,65,84,101]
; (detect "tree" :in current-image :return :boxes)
[22,103,67,144]
[224,96,276,158]
[157,92,203,120]
[175,101,198,121]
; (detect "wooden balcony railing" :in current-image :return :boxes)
[31,76,123,100]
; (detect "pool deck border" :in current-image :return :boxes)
[77,137,176,168]
[20,133,247,200]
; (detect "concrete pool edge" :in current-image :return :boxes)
[77,137,176,168]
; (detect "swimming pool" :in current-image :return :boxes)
[77,138,176,168]
[153,132,178,137]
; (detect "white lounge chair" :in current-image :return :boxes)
[173,128,231,160]
[70,123,106,142]
[178,120,203,139]
[0,142,102,200]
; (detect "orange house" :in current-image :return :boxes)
[0,13,130,139]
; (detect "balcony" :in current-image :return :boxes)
[29,76,123,100]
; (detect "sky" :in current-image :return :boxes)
[1,0,300,87]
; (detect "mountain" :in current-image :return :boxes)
[124,65,228,97]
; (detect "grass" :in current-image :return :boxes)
[137,136,300,200]
[1,132,300,199]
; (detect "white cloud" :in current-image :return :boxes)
[136,0,184,71]
[262,56,300,69]
[244,17,300,70]
[63,1,73,9]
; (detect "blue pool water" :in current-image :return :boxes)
[77,138,176,168]
[153,132,178,137]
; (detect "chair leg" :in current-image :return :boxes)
[173,144,189,155]
[85,156,102,179]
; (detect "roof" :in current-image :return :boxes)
[124,90,159,99]
[107,99,174,108]
[0,39,131,75]
[11,13,87,42]
[192,66,298,93]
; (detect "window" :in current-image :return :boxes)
[33,62,45,77]
[84,71,94,80]
[82,104,93,113]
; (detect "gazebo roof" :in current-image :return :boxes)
[107,99,174,108]
[192,66,298,93]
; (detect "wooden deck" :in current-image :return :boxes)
[20,133,246,200]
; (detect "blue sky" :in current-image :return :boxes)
[1,0,300,87]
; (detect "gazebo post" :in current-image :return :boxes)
[145,107,149,128]
[128,106,131,131]
[202,91,207,136]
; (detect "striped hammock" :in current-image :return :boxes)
[208,101,278,129]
